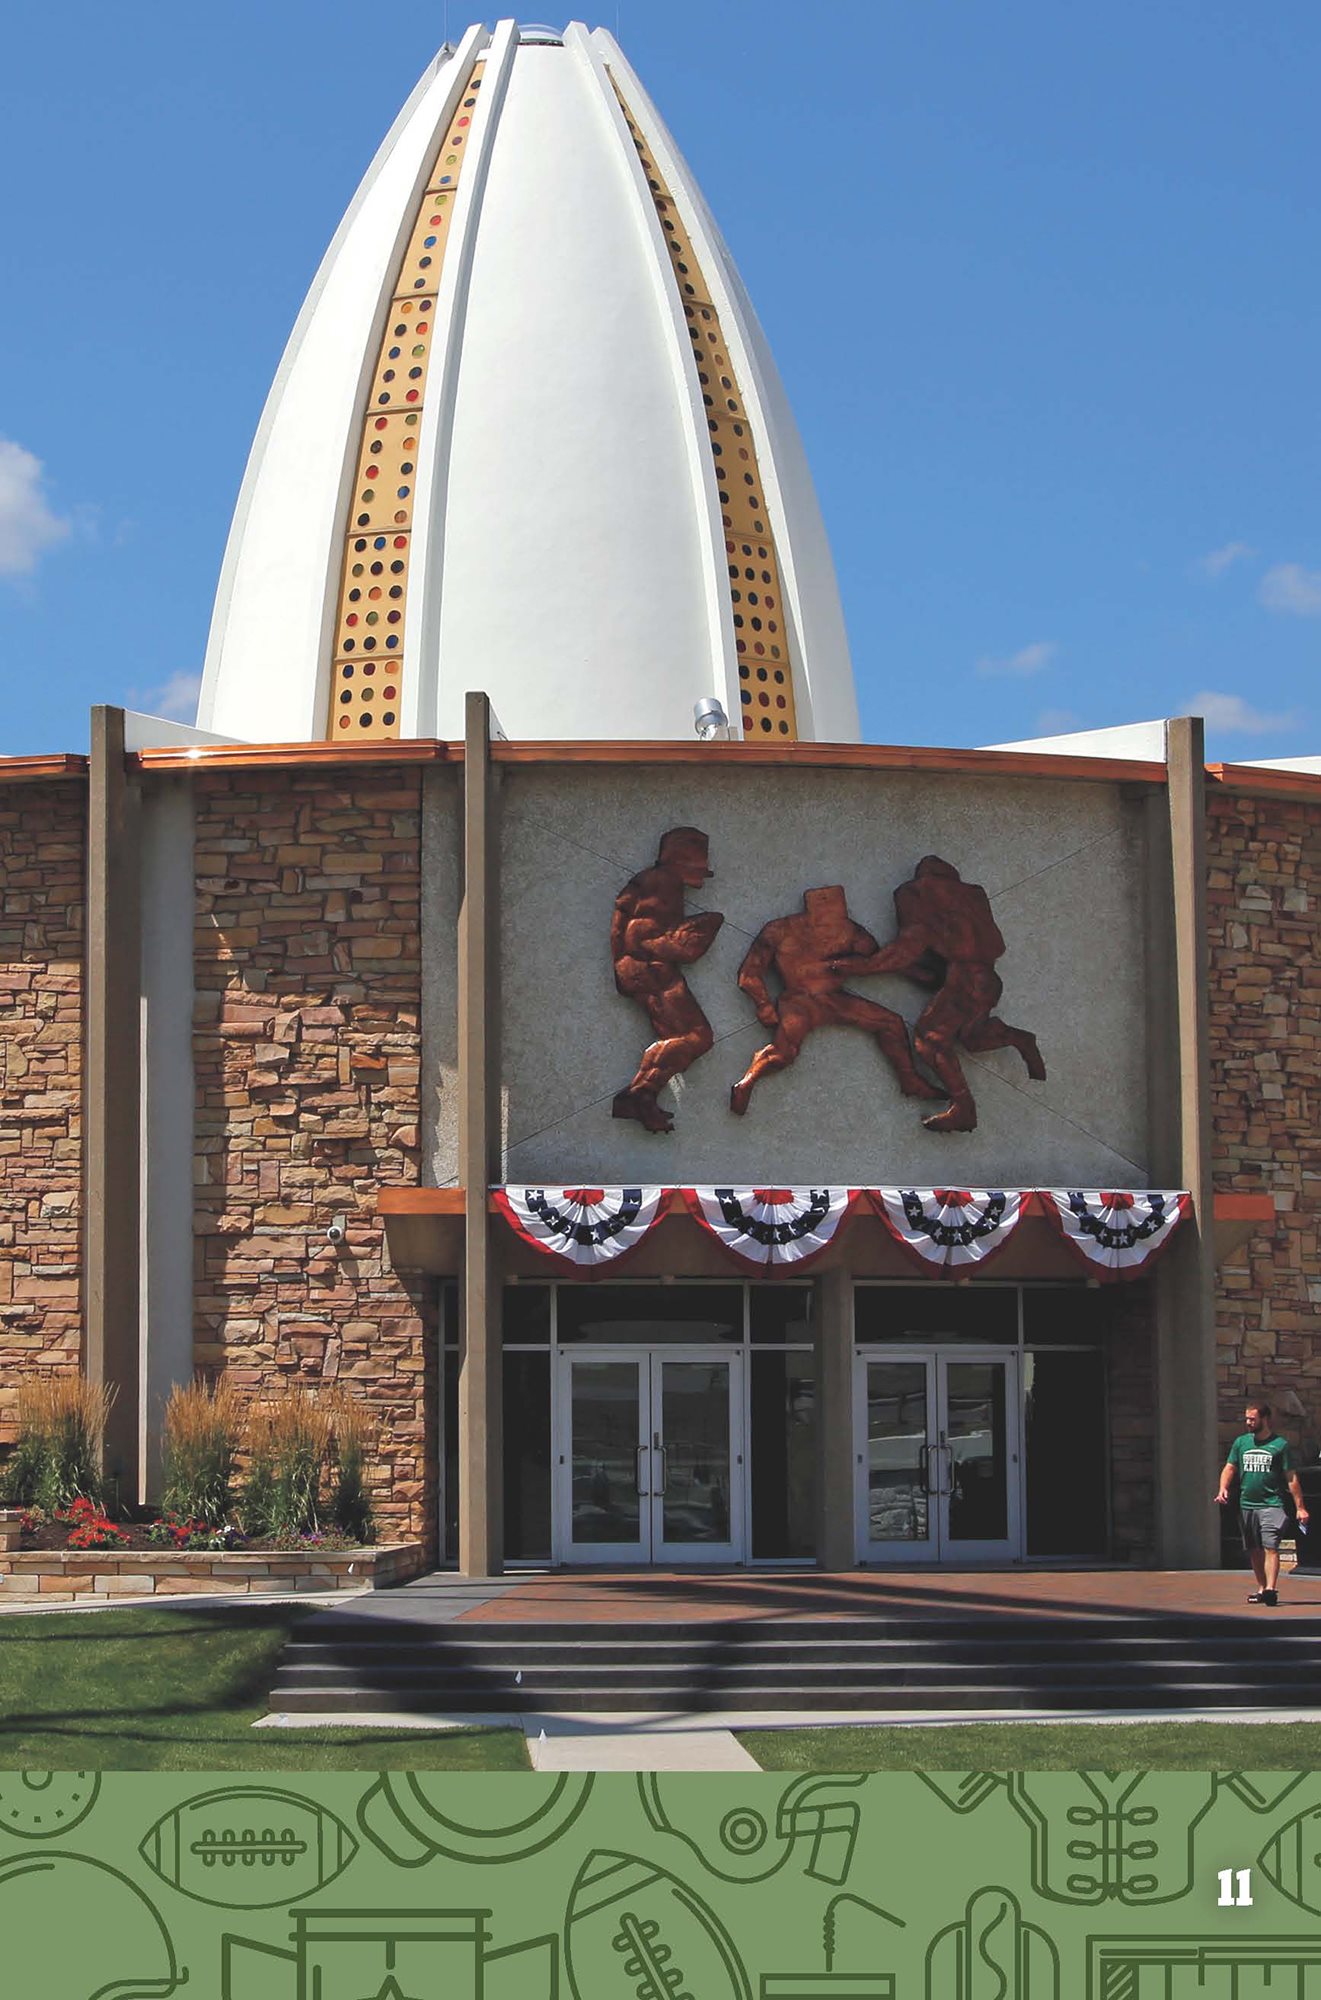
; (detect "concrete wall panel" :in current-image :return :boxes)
[496,765,1149,1188]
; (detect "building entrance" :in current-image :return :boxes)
[554,1348,745,1564]
[854,1349,1022,1563]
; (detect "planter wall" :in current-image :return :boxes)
[0,1540,425,1601]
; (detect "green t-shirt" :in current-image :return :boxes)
[1228,1432,1292,1509]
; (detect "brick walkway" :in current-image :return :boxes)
[458,1565,1321,1624]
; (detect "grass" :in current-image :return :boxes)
[740,1720,1321,1770]
[0,1605,529,1769]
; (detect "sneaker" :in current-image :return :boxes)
[1248,1589,1278,1605]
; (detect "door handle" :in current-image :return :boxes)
[918,1442,933,1493]
[655,1445,668,1496]
[634,1445,648,1496]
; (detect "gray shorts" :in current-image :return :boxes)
[1241,1505,1288,1551]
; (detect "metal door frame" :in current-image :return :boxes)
[553,1345,746,1565]
[853,1346,1022,1565]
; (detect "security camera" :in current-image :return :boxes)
[325,1221,347,1246]
[693,697,730,741]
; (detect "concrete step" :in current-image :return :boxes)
[271,1677,1321,1715]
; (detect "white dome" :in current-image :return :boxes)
[197,21,859,746]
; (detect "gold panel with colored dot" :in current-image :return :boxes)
[344,411,423,536]
[611,80,799,740]
[325,64,484,740]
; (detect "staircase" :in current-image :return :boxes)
[270,1604,1321,1713]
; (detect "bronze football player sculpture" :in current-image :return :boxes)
[832,855,1046,1132]
[729,885,943,1115]
[611,827,724,1134]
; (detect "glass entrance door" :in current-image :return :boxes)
[854,1349,1020,1564]
[555,1349,744,1563]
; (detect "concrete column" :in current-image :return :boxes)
[138,776,196,1502]
[457,693,503,1575]
[815,1265,856,1569]
[1152,716,1219,1567]
[85,706,142,1506]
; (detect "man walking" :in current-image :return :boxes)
[1216,1401,1310,1605]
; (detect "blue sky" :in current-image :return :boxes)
[1,2,1317,758]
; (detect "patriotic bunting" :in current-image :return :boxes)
[872,1188,1027,1271]
[491,1185,1192,1280]
[685,1187,858,1270]
[493,1186,666,1270]
[1042,1189,1190,1278]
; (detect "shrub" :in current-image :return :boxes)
[0,1376,114,1514]
[240,1389,332,1539]
[160,1379,243,1526]
[323,1389,378,1545]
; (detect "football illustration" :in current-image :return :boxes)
[139,1785,357,1908]
[565,1848,751,2000]
[1259,1803,1321,1916]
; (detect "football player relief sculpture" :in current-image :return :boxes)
[610,828,724,1134]
[832,856,1047,1133]
[609,832,1045,1134]
[729,886,942,1116]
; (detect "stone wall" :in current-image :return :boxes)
[192,769,435,1543]
[1207,789,1321,1466]
[0,780,85,1442]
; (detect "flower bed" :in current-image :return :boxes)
[0,1530,425,1601]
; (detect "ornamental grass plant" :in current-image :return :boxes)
[323,1388,378,1544]
[240,1388,333,1539]
[160,1379,244,1527]
[0,1374,114,1513]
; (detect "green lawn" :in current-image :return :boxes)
[740,1721,1321,1770]
[0,1605,528,1769]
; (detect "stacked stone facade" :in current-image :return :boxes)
[1207,789,1321,1466]
[0,780,84,1443]
[4,752,1317,1564]
[192,769,435,1540]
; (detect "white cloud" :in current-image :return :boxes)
[1035,708,1082,734]
[140,671,203,722]
[0,439,70,577]
[1182,690,1299,736]
[975,640,1058,678]
[1259,563,1321,617]
[1195,540,1255,579]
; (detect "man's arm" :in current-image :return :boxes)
[1287,1468,1310,1526]
[1215,1452,1237,1504]
[831,928,930,979]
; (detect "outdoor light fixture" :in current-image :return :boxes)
[693,697,730,740]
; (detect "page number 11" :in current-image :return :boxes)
[1217,1868,1253,1907]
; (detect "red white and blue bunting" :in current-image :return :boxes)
[492,1187,666,1270]
[872,1188,1026,1271]
[1041,1189,1190,1279]
[684,1187,858,1270]
[491,1185,1191,1279]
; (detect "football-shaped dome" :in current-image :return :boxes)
[198,21,858,745]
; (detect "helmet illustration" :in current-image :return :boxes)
[0,1851,183,2000]
[638,1774,865,1885]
